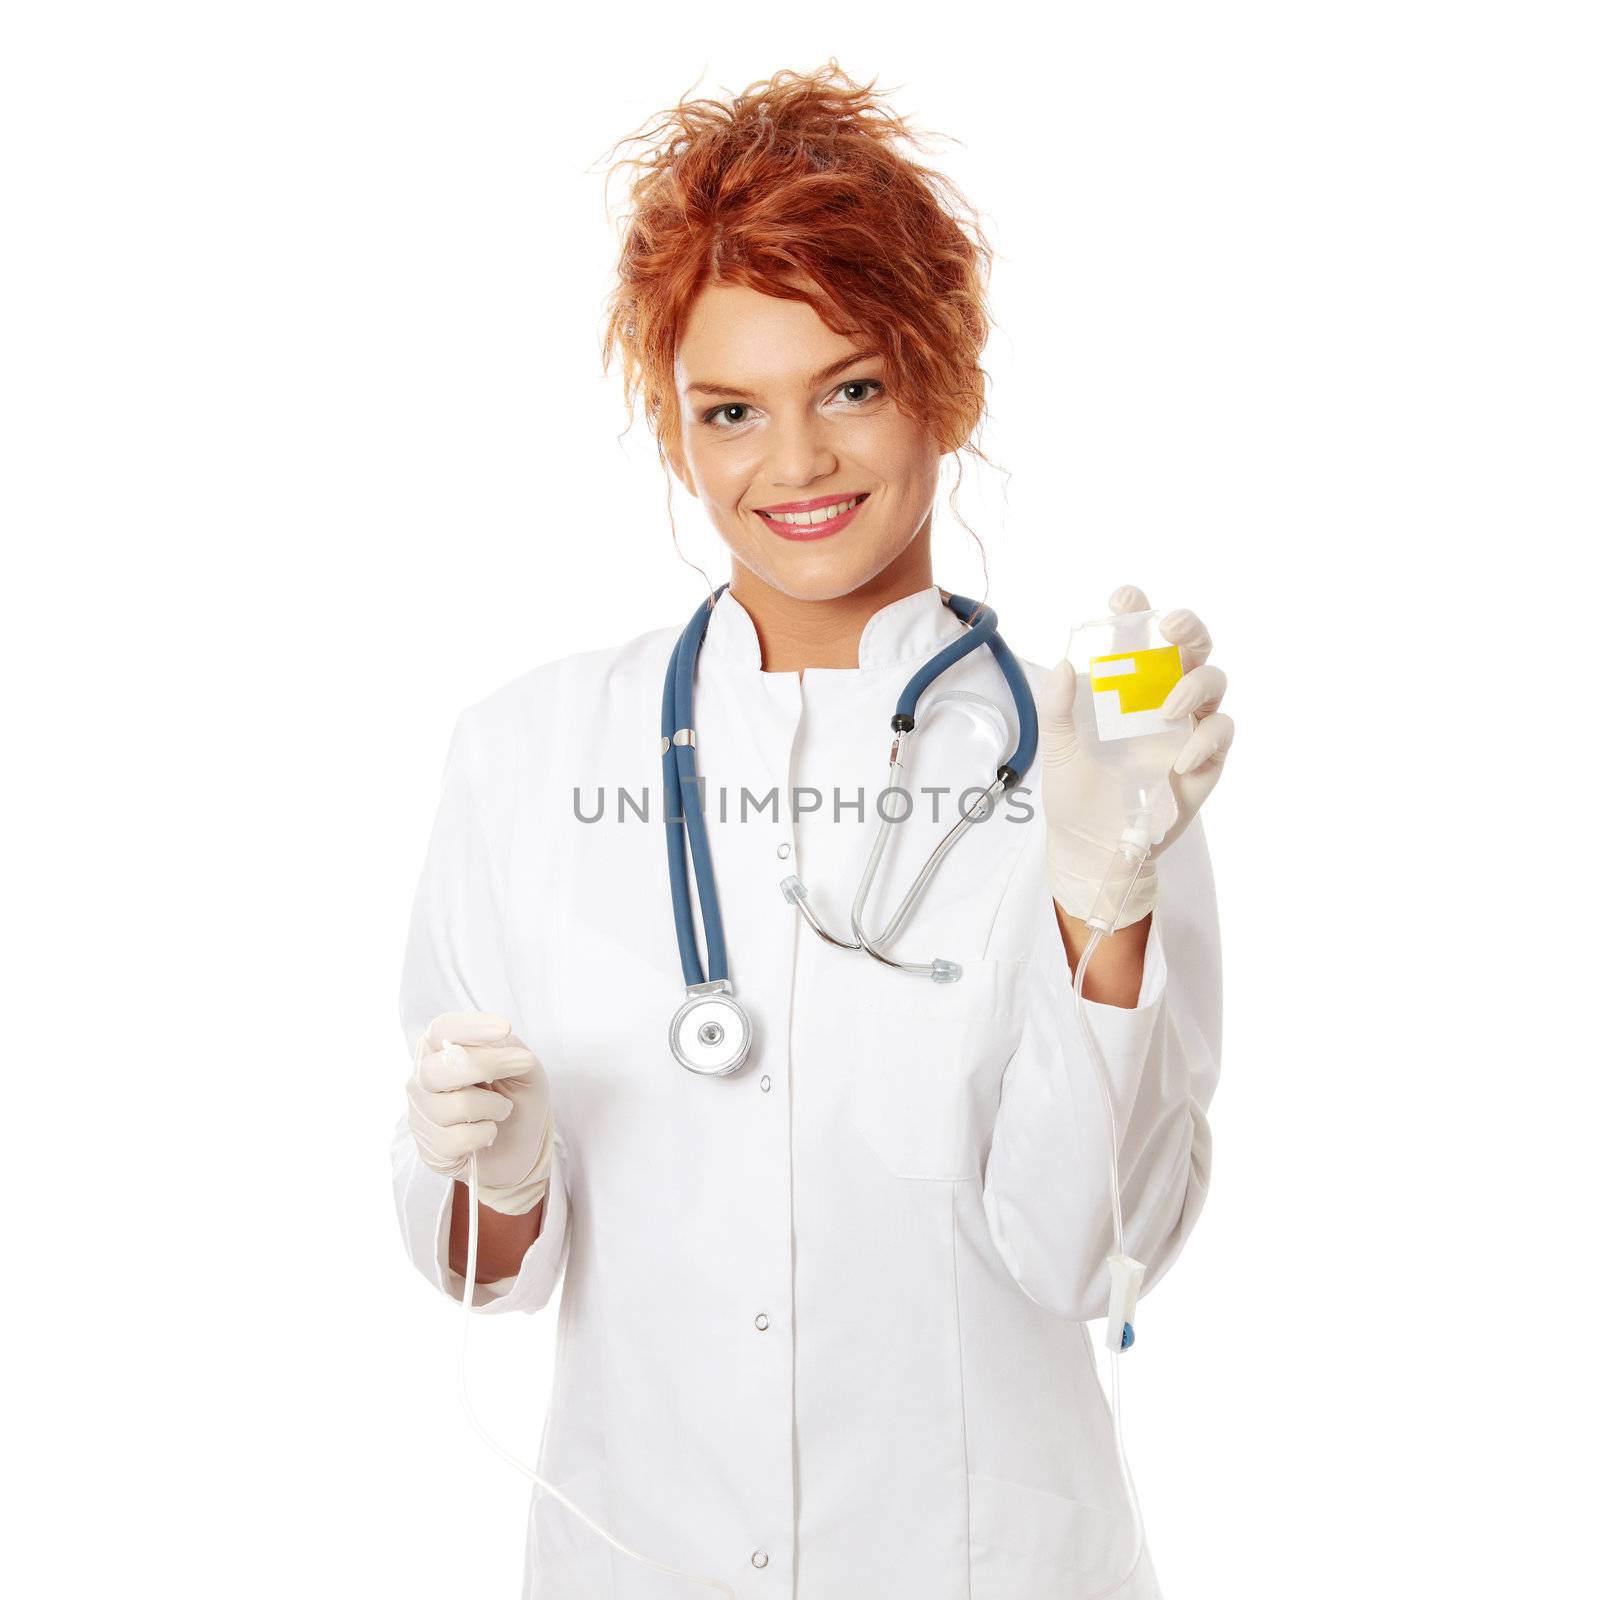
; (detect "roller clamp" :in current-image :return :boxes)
[1106,1253,1146,1353]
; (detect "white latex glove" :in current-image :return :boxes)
[1041,583,1234,929]
[406,1010,554,1217]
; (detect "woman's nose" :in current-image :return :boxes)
[763,410,837,487]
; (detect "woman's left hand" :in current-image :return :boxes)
[1041,583,1234,928]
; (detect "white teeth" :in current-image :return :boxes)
[763,495,864,526]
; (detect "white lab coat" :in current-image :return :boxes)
[393,583,1222,1599]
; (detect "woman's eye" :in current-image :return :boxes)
[701,378,884,430]
[834,378,884,406]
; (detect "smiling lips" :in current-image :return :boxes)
[754,492,869,541]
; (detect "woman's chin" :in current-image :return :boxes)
[737,540,916,604]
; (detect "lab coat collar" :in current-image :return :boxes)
[700,583,970,672]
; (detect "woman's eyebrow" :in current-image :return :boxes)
[685,350,880,400]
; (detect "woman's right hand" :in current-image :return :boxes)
[406,1010,554,1216]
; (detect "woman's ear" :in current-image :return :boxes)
[664,447,698,500]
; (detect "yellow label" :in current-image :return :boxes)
[1089,645,1184,715]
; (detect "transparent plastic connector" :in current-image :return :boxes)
[1086,833,1157,935]
[780,875,807,905]
[929,958,962,985]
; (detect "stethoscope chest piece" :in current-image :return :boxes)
[669,980,753,1077]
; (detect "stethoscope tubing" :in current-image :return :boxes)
[926,593,1039,778]
[662,583,1036,993]
[660,585,728,988]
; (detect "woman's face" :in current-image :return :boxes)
[669,283,943,602]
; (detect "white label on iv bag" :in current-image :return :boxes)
[1089,645,1184,743]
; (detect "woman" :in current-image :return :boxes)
[393,62,1232,1599]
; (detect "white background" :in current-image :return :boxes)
[4,4,1596,1595]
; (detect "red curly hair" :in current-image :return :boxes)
[598,61,998,484]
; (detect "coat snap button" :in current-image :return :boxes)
[754,1313,769,1331]
[751,1550,769,1568]
[776,842,791,859]
[760,1075,771,1092]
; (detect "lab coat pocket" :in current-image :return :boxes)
[968,1470,1135,1598]
[845,955,1028,1181]
[526,1460,611,1591]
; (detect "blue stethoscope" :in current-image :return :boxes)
[662,583,1039,1076]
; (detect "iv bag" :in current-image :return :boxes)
[1064,607,1191,851]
